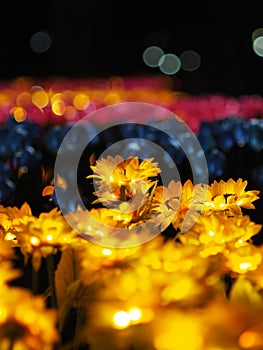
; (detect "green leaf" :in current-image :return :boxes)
[55,247,81,330]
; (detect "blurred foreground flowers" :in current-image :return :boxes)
[1,155,263,349]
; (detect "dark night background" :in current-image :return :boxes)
[1,1,263,96]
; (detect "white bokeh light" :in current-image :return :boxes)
[253,36,263,57]
[143,46,164,67]
[158,53,181,75]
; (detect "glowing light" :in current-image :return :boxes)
[253,37,263,57]
[73,93,90,110]
[143,46,164,67]
[239,330,263,348]
[104,92,120,105]
[128,307,142,322]
[30,31,52,53]
[4,232,17,241]
[180,50,201,71]
[12,107,27,122]
[95,230,104,237]
[159,54,181,75]
[30,236,40,246]
[18,165,28,176]
[32,90,49,108]
[52,100,66,116]
[46,234,53,241]
[208,230,215,237]
[102,248,112,256]
[113,311,130,328]
[64,106,77,120]
[16,92,31,107]
[239,262,252,270]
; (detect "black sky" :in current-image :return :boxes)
[1,1,263,96]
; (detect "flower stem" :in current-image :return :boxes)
[73,307,86,350]
[46,254,58,309]
[120,185,127,202]
[32,268,38,295]
[8,338,14,350]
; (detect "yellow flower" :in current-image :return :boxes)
[178,214,262,257]
[204,178,260,215]
[152,179,206,231]
[0,202,32,244]
[244,246,263,289]
[76,236,226,349]
[15,208,79,271]
[87,155,160,202]
[152,180,181,231]
[225,243,262,275]
[0,285,59,349]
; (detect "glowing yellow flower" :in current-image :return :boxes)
[171,179,194,230]
[65,190,162,245]
[151,180,181,230]
[204,178,260,215]
[178,214,262,257]
[77,234,223,313]
[87,155,160,203]
[75,235,226,349]
[15,208,79,271]
[152,179,206,231]
[244,246,263,289]
[90,190,156,228]
[0,285,59,349]
[225,243,262,275]
[0,202,32,244]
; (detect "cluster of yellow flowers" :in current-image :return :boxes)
[1,155,263,350]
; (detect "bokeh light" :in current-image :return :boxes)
[30,31,52,53]
[180,50,201,71]
[158,53,181,75]
[113,311,130,328]
[143,46,164,67]
[253,36,263,57]
[252,28,263,41]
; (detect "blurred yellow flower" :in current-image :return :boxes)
[225,243,262,274]
[178,214,262,257]
[15,208,79,271]
[0,285,59,350]
[153,309,204,350]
